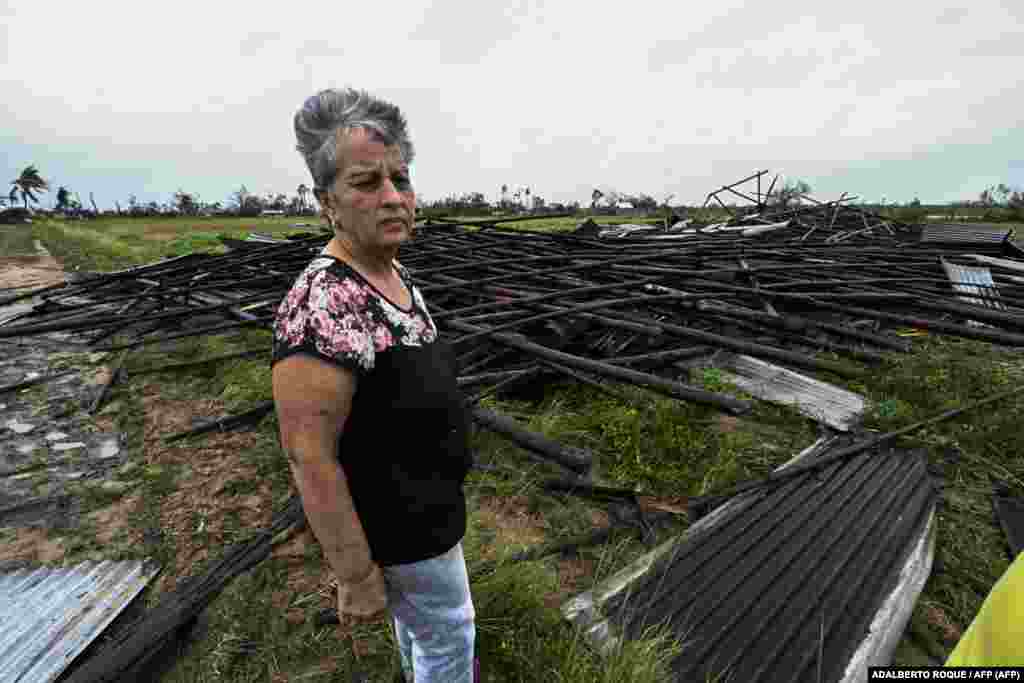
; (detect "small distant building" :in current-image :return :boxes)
[614,201,636,216]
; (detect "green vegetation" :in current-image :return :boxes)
[18,214,1024,678]
[8,164,50,208]
[0,224,38,254]
[28,216,307,272]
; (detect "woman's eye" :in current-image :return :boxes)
[393,176,412,190]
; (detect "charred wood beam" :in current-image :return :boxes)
[469,406,593,474]
[93,317,274,352]
[447,318,753,414]
[164,402,276,443]
[463,364,545,405]
[688,383,1024,518]
[457,368,538,386]
[602,346,716,367]
[912,298,1024,330]
[787,298,1024,346]
[88,350,128,414]
[0,370,76,396]
[0,291,279,339]
[539,359,657,411]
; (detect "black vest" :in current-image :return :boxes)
[339,339,473,566]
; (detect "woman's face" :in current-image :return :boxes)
[321,127,416,254]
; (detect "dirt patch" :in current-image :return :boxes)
[547,555,600,609]
[88,495,143,546]
[922,602,964,645]
[474,495,549,562]
[717,415,742,433]
[0,252,66,290]
[0,527,67,565]
[140,386,278,593]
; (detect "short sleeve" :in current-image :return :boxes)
[272,262,376,375]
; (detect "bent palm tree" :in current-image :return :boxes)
[10,165,50,208]
[56,186,71,211]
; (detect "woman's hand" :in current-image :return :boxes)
[337,563,388,621]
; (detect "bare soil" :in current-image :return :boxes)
[0,252,66,289]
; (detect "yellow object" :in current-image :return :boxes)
[945,552,1024,666]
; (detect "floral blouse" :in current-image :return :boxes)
[270,250,472,566]
[272,253,437,373]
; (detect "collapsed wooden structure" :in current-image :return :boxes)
[2,175,1023,680]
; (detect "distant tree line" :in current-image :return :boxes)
[2,166,321,220]
[5,164,1023,223]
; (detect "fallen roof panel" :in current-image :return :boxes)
[920,223,1011,245]
[940,259,1005,310]
[0,559,160,683]
[564,439,937,683]
[714,352,866,431]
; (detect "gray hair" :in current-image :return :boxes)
[294,87,415,192]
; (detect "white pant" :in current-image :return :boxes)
[382,542,476,683]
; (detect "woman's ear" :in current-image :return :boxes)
[314,189,332,226]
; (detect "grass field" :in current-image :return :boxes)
[15,215,1024,680]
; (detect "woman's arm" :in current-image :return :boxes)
[272,354,375,583]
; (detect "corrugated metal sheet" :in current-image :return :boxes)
[713,353,866,431]
[741,220,792,237]
[565,439,937,683]
[563,437,832,654]
[920,223,1011,245]
[967,254,1024,274]
[598,224,662,239]
[940,259,1005,310]
[0,559,160,683]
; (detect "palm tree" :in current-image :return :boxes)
[55,186,71,212]
[10,165,50,209]
[297,183,309,212]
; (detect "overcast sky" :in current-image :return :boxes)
[3,0,1022,211]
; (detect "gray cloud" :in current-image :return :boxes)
[296,39,346,60]
[2,0,1021,210]
[239,31,282,56]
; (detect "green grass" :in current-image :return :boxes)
[849,337,1024,642]
[0,224,38,255]
[21,213,1024,677]
[30,216,311,272]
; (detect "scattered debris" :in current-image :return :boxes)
[2,177,1022,678]
[993,487,1024,558]
[0,559,160,683]
[564,437,937,683]
[60,495,304,683]
[711,352,866,431]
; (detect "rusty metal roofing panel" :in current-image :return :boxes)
[0,559,160,683]
[920,223,1011,245]
[940,259,1005,310]
[714,353,866,431]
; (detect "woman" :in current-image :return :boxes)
[272,87,477,683]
